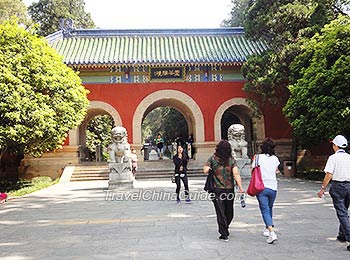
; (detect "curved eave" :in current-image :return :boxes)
[68,61,244,69]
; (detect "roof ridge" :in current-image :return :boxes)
[64,28,244,38]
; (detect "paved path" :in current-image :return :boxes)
[1,177,349,260]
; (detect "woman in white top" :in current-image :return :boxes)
[252,138,280,244]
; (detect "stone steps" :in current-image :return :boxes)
[135,168,204,179]
[69,160,206,181]
[70,164,109,181]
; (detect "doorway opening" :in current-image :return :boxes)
[142,106,189,160]
[80,114,114,162]
[220,106,254,156]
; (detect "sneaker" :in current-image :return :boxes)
[185,198,192,203]
[219,235,229,242]
[262,229,270,237]
[337,236,347,243]
[176,199,181,204]
[267,232,278,244]
[347,244,350,251]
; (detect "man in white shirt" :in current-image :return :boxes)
[318,135,350,252]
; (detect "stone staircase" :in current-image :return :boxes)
[69,160,206,182]
[69,163,109,181]
[135,160,205,179]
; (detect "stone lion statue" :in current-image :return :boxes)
[228,124,248,159]
[108,126,131,163]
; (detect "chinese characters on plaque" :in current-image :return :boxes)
[150,67,184,80]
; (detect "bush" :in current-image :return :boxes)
[0,179,31,193]
[31,176,52,184]
[295,169,325,181]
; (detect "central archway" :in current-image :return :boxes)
[132,90,205,144]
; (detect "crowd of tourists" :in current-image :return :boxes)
[173,134,350,251]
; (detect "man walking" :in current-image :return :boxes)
[318,135,350,251]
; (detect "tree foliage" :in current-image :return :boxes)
[283,15,350,147]
[221,0,250,27]
[142,107,188,145]
[86,115,114,160]
[0,21,89,157]
[28,0,95,36]
[0,0,32,26]
[236,0,350,152]
[242,0,348,112]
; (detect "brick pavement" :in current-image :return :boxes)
[0,177,349,259]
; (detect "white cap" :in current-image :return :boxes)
[331,135,348,148]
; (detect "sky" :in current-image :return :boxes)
[23,0,233,29]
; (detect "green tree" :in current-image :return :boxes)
[242,0,348,111]
[86,115,114,160]
[0,21,89,160]
[28,0,95,36]
[0,0,32,26]
[221,0,251,27]
[241,0,350,158]
[283,15,350,148]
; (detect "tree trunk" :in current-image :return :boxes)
[291,137,298,162]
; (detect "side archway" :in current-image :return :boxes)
[88,101,122,127]
[132,90,205,144]
[69,100,122,146]
[214,98,265,142]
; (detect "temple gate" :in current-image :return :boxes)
[21,27,292,178]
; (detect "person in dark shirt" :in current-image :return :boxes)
[187,134,194,159]
[173,145,190,203]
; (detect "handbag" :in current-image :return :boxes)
[204,168,215,193]
[247,154,265,196]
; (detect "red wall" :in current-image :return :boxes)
[262,104,292,139]
[85,81,291,143]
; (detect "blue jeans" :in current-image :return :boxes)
[157,147,164,157]
[256,188,277,228]
[329,182,350,242]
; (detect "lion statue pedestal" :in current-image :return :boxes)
[235,158,251,178]
[228,124,251,178]
[108,126,134,189]
[108,162,133,189]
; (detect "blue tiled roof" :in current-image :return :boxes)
[48,28,267,67]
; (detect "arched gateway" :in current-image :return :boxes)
[21,27,292,178]
[132,90,205,144]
